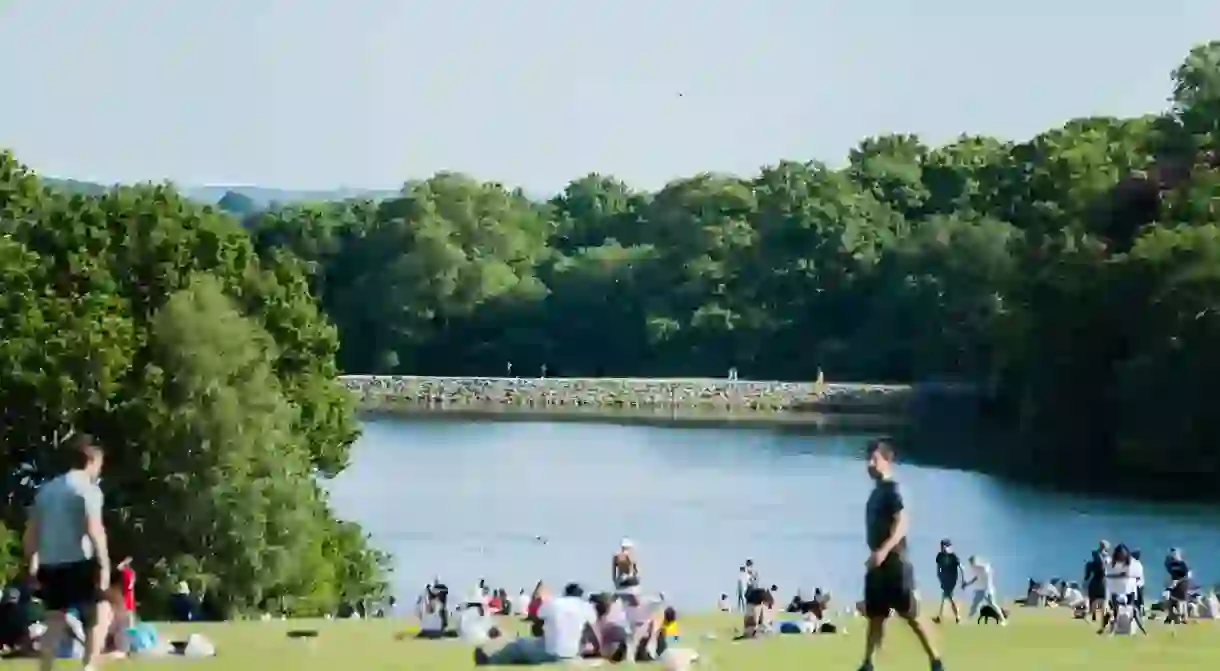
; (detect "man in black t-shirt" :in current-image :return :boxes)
[933,539,964,624]
[1164,548,1191,623]
[859,439,944,671]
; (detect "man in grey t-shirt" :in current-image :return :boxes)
[23,434,111,671]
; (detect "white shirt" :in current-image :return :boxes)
[539,596,596,659]
[972,563,995,594]
[1129,558,1145,590]
[1107,561,1132,596]
[456,607,491,644]
[1203,593,1220,619]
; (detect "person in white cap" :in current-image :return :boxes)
[613,538,640,589]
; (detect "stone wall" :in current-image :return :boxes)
[339,375,914,415]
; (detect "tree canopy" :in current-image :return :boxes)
[0,156,385,613]
[3,41,1220,595]
[243,42,1220,494]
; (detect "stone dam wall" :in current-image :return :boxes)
[338,375,916,415]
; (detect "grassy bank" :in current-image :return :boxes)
[14,611,1215,670]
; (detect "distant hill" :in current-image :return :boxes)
[41,177,400,211]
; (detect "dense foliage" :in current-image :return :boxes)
[0,158,387,616]
[3,42,1220,603]
[243,43,1220,491]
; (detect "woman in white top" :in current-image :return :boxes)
[1100,545,1142,634]
[964,555,1006,624]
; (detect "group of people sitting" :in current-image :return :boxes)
[472,583,681,666]
[410,578,685,666]
[0,557,146,661]
[715,584,839,638]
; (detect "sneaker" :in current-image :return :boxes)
[858,662,874,671]
[931,660,945,671]
[474,648,490,666]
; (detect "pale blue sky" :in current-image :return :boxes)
[2,1,1217,193]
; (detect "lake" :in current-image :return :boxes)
[328,416,1220,609]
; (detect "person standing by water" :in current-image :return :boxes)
[735,566,750,612]
[1084,550,1107,622]
[858,438,944,671]
[23,434,112,671]
[933,539,964,624]
[612,539,640,589]
[963,556,1006,626]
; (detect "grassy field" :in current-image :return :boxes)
[7,611,1217,670]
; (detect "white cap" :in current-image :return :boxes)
[621,538,634,549]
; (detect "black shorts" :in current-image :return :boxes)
[939,581,955,599]
[36,559,104,612]
[864,556,916,619]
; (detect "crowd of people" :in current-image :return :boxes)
[6,433,1219,671]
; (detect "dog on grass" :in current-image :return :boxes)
[977,604,1010,625]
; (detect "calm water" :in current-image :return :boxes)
[328,417,1220,609]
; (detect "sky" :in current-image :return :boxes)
[2,1,1219,195]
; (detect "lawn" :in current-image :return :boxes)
[7,611,1217,670]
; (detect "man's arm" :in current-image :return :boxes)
[875,486,908,559]
[83,487,110,579]
[22,513,39,576]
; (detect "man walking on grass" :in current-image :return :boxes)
[859,438,944,671]
[23,434,112,671]
[933,539,964,624]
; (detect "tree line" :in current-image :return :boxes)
[2,41,1219,609]
[241,43,1220,495]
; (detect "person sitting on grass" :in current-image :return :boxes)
[456,592,501,645]
[415,583,454,639]
[474,582,595,666]
[736,585,775,639]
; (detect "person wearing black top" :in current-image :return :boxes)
[933,539,964,624]
[1164,548,1191,623]
[858,439,944,671]
[1083,550,1107,622]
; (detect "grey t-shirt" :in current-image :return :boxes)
[865,479,907,560]
[33,470,104,566]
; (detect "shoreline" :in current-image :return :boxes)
[356,400,908,430]
[339,374,916,417]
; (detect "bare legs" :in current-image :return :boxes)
[935,596,960,623]
[37,610,66,671]
[861,616,885,668]
[83,600,113,669]
[860,613,942,671]
[904,615,941,660]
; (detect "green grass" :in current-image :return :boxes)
[8,611,1218,669]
